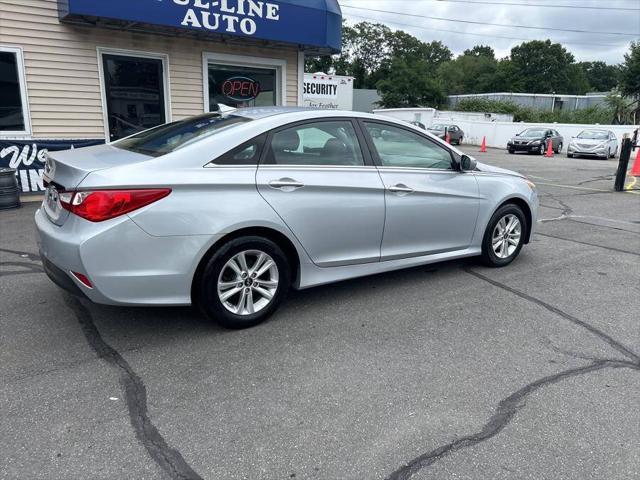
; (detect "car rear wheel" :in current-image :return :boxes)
[555,142,562,154]
[480,204,526,267]
[197,236,291,329]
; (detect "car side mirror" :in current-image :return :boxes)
[460,154,477,172]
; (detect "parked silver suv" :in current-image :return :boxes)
[36,108,538,328]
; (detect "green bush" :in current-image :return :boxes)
[451,98,614,124]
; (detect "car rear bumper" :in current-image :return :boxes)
[40,252,87,298]
[35,207,217,306]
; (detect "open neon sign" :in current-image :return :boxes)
[221,76,261,101]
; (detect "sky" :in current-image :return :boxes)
[339,0,640,64]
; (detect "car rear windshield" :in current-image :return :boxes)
[577,130,608,140]
[430,124,446,130]
[115,113,250,157]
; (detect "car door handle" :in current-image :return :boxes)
[388,184,414,194]
[268,178,305,190]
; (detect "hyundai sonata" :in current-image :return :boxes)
[36,108,538,328]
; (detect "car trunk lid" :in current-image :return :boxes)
[42,143,152,225]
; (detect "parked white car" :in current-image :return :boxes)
[567,129,618,159]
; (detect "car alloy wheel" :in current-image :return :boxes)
[198,236,291,329]
[217,250,279,315]
[491,214,521,259]
[480,203,526,267]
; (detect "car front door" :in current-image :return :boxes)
[256,119,385,267]
[360,120,480,260]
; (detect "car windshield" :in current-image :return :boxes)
[430,124,446,131]
[577,130,608,140]
[519,129,547,138]
[115,113,250,157]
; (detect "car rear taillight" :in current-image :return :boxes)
[60,189,171,222]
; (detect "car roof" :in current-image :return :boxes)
[228,106,385,122]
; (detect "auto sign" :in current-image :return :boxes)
[222,76,261,102]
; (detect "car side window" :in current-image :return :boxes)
[211,134,266,165]
[265,121,365,166]
[364,122,453,170]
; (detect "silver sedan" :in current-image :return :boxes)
[567,129,618,159]
[36,108,538,328]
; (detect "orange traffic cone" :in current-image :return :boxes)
[479,136,487,152]
[544,140,554,157]
[630,148,640,177]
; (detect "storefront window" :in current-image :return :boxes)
[0,49,27,133]
[102,53,166,141]
[208,64,277,110]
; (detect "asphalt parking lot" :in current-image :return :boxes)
[1,148,639,480]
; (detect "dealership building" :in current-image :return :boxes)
[0,0,341,192]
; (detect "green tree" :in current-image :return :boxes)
[508,40,576,94]
[438,49,499,94]
[377,58,446,108]
[565,64,591,95]
[619,42,640,101]
[463,45,495,59]
[577,61,620,92]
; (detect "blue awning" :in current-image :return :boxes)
[58,0,342,54]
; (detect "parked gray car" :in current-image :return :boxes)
[427,123,464,144]
[36,108,538,328]
[567,129,618,159]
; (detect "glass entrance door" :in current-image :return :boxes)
[102,54,166,141]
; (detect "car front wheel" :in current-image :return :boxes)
[480,204,526,267]
[197,236,291,329]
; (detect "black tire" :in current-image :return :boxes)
[555,142,562,154]
[480,203,527,268]
[457,137,463,145]
[539,143,546,155]
[567,153,573,158]
[197,236,291,329]
[508,148,515,154]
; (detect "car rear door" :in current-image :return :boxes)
[256,119,385,267]
[360,120,480,260]
[553,130,562,149]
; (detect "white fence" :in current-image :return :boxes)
[448,120,638,153]
[373,108,638,153]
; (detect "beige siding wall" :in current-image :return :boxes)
[0,0,301,139]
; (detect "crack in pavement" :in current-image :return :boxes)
[63,294,203,480]
[0,247,41,262]
[385,269,639,480]
[534,232,640,257]
[465,270,639,363]
[576,175,615,186]
[0,261,43,277]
